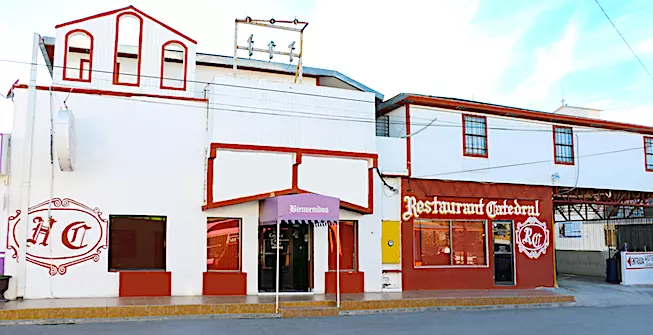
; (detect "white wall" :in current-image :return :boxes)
[6,89,207,299]
[196,66,317,87]
[376,137,407,175]
[388,105,653,192]
[554,222,608,251]
[209,76,376,152]
[53,9,198,97]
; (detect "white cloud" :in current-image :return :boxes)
[308,0,546,100]
[511,18,578,107]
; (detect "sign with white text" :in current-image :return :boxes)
[402,196,541,221]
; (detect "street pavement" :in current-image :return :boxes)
[556,274,653,307]
[2,305,651,335]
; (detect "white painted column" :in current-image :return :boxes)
[312,225,328,294]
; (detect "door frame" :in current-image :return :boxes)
[257,223,314,293]
[492,220,517,286]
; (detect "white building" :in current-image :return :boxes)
[3,7,653,300]
[1,6,382,299]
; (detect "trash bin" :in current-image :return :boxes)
[606,258,619,284]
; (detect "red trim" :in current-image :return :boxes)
[645,136,653,172]
[291,153,302,190]
[211,143,378,163]
[553,125,574,165]
[13,84,208,102]
[119,271,171,297]
[379,94,653,136]
[113,63,120,83]
[55,6,197,44]
[405,104,412,177]
[462,114,489,158]
[316,77,321,86]
[203,188,296,210]
[79,59,90,80]
[202,272,247,295]
[204,143,377,213]
[62,29,93,83]
[160,40,189,91]
[113,12,143,87]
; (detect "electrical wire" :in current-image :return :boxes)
[593,0,653,82]
[413,146,641,178]
[0,58,639,135]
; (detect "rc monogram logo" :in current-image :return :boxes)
[7,198,108,276]
[515,217,550,260]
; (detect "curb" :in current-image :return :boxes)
[339,302,577,316]
[0,313,281,326]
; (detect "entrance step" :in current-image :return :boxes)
[280,306,339,318]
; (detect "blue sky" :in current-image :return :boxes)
[1,0,653,131]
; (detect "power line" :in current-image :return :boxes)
[414,146,641,178]
[0,59,642,135]
[593,0,653,82]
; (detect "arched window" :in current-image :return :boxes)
[113,12,143,86]
[63,29,94,82]
[160,41,188,91]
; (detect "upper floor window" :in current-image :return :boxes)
[462,114,488,157]
[160,41,188,91]
[63,29,93,82]
[113,12,143,86]
[645,136,653,171]
[553,126,574,165]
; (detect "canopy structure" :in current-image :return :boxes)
[259,193,342,313]
[259,193,340,226]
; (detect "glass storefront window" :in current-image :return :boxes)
[328,221,357,271]
[207,218,241,271]
[414,220,487,267]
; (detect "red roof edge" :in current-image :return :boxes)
[377,94,653,136]
[54,5,197,44]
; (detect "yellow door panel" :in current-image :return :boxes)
[382,220,401,264]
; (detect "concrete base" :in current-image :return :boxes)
[556,250,609,278]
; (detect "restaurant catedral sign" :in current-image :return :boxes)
[403,196,550,260]
[7,198,108,276]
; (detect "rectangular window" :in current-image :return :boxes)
[109,215,166,271]
[328,221,357,271]
[553,126,574,164]
[645,137,653,171]
[207,218,241,271]
[414,220,487,267]
[463,114,488,157]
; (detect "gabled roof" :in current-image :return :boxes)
[55,5,196,44]
[377,93,653,135]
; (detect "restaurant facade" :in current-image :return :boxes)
[5,6,653,301]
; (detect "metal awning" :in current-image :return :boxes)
[259,193,340,226]
[258,193,343,313]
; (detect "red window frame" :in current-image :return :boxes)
[62,29,94,83]
[553,125,574,165]
[644,136,653,172]
[160,40,189,91]
[112,12,143,87]
[462,114,488,158]
[206,218,242,272]
[328,221,358,271]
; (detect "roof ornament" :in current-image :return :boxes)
[233,17,309,83]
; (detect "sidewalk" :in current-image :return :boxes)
[0,289,575,324]
[555,274,653,307]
